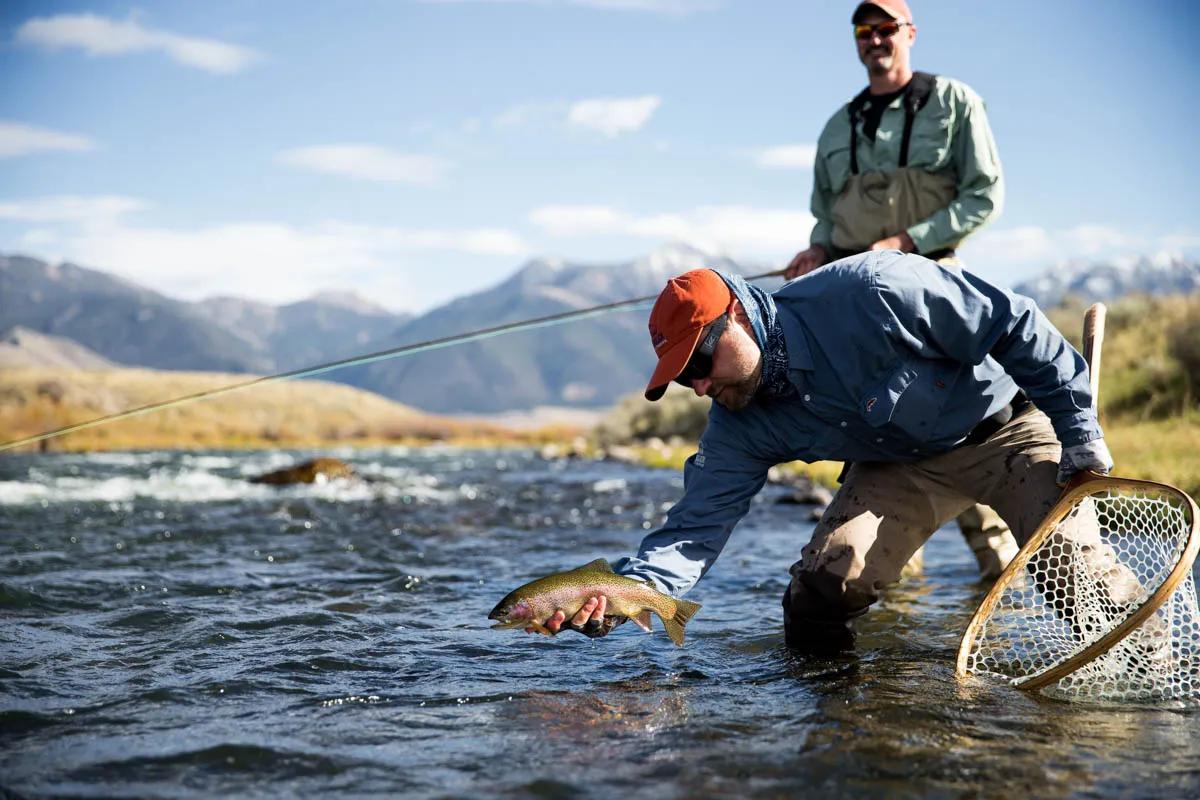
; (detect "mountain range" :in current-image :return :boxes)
[337,246,757,412]
[0,253,412,377]
[1012,253,1200,308]
[3,249,1196,413]
[0,245,758,413]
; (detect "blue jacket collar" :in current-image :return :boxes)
[776,304,814,372]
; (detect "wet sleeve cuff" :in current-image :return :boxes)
[1050,410,1104,448]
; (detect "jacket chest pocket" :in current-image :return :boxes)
[910,114,954,169]
[860,361,952,439]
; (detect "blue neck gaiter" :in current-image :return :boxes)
[715,272,795,400]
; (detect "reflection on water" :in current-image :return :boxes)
[1,448,1198,798]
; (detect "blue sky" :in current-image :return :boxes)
[1,0,1197,311]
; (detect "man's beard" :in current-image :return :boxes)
[713,359,763,412]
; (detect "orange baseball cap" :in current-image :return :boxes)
[644,269,733,401]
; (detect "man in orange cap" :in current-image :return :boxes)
[535,252,1113,649]
[785,1,1014,581]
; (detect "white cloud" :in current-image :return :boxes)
[3,195,529,310]
[961,225,1055,266]
[276,145,451,184]
[529,205,627,235]
[419,0,720,13]
[530,203,813,258]
[959,223,1200,285]
[492,96,660,137]
[0,121,95,158]
[1161,233,1200,251]
[1057,224,1141,256]
[494,101,566,129]
[568,95,661,137]
[0,195,145,222]
[17,13,260,74]
[752,144,817,170]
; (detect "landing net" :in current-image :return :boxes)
[957,477,1200,703]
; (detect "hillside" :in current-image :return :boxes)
[345,243,766,412]
[0,254,412,376]
[0,367,520,452]
[0,246,766,415]
[0,326,119,369]
[6,247,1197,417]
[0,254,273,373]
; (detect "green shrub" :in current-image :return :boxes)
[593,385,711,446]
[1050,293,1200,420]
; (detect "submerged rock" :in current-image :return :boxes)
[248,457,356,485]
[769,467,834,507]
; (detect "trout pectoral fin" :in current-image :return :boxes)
[491,620,527,630]
[630,610,653,633]
[528,619,554,636]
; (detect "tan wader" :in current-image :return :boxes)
[827,164,1020,582]
[831,167,957,255]
[782,406,1061,649]
[782,406,1144,651]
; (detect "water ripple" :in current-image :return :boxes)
[2,448,1199,798]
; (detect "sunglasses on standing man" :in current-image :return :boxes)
[853,20,910,40]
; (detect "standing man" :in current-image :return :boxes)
[786,1,1014,580]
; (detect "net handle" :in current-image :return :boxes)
[1082,302,1106,407]
[1062,302,1108,493]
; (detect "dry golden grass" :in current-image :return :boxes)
[611,419,1199,496]
[1103,414,1200,497]
[0,366,550,452]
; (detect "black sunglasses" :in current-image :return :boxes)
[674,313,729,388]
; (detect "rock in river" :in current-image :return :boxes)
[248,457,356,486]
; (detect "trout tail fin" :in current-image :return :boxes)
[660,598,702,647]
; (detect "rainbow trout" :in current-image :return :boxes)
[488,558,702,646]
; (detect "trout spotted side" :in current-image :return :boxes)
[488,558,701,646]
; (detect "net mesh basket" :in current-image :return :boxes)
[957,478,1200,703]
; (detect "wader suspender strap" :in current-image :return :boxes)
[847,71,937,175]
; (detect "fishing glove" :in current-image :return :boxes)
[566,615,626,639]
[1056,438,1114,485]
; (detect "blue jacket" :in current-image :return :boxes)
[615,250,1101,596]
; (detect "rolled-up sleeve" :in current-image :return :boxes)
[907,87,1004,255]
[614,424,771,597]
[873,255,1101,447]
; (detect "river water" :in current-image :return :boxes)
[2,447,1198,798]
